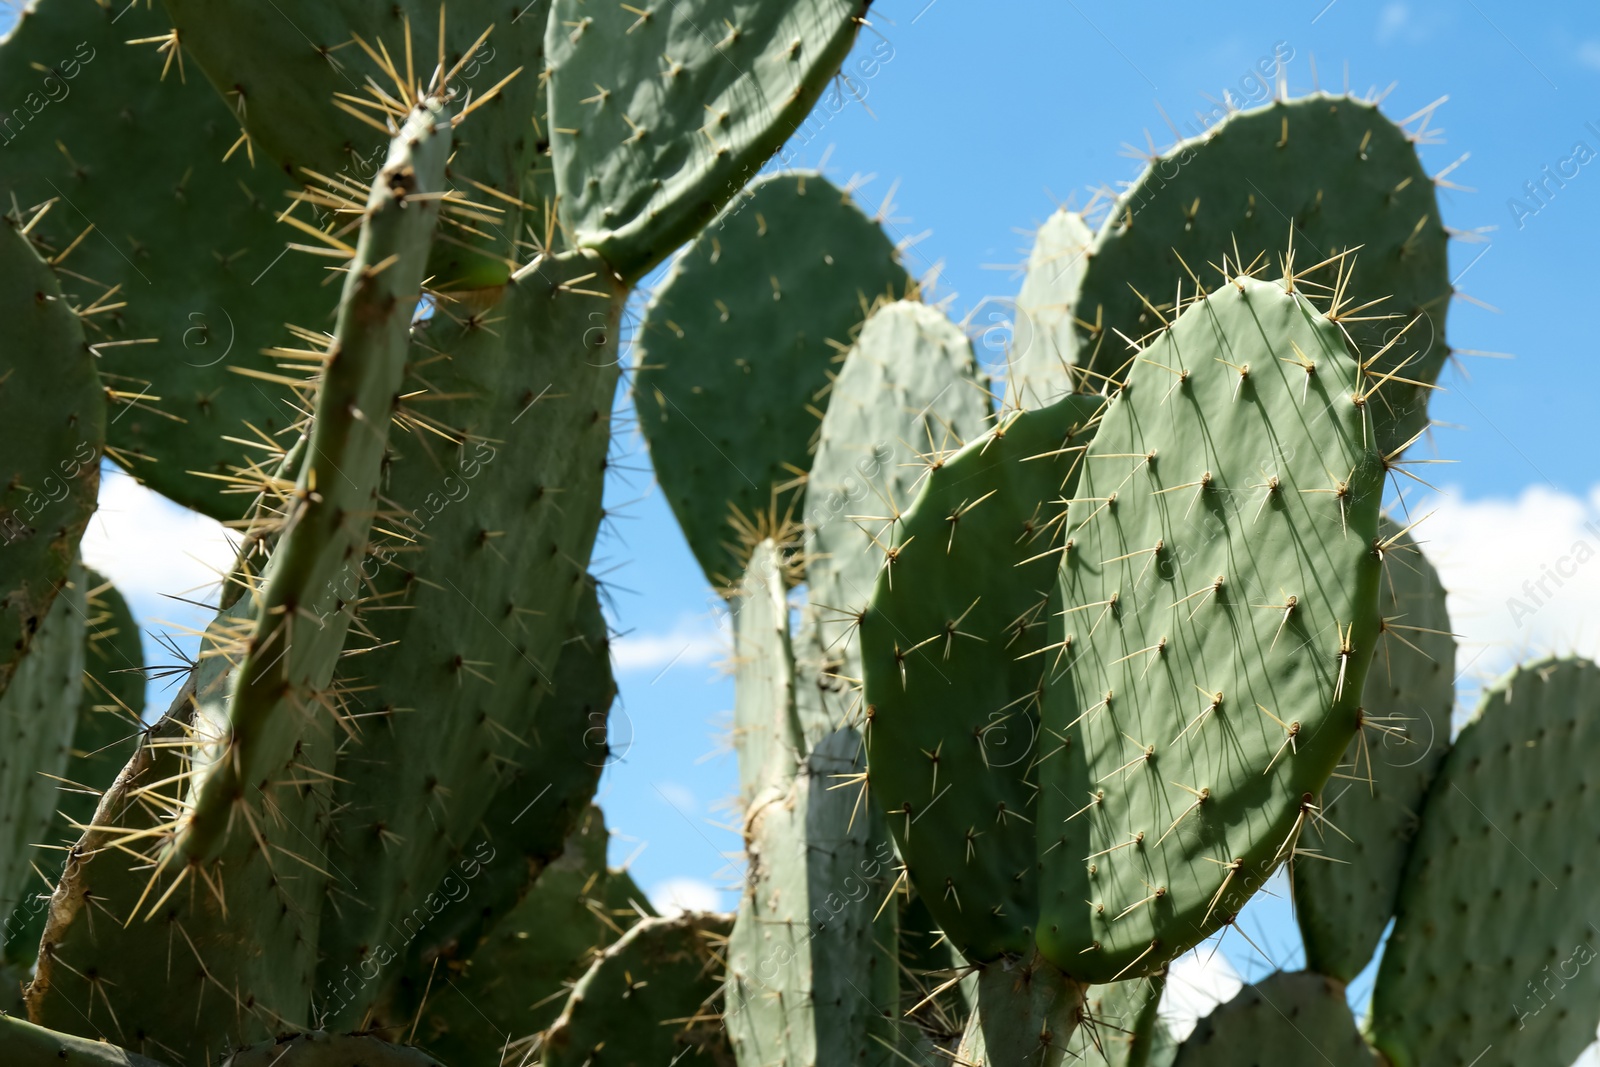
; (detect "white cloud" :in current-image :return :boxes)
[1580,41,1600,71]
[1161,947,1244,1039]
[612,614,727,674]
[648,876,724,917]
[654,781,699,814]
[1407,484,1600,698]
[1377,2,1411,44]
[81,466,236,613]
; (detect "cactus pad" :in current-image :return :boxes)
[1368,657,1600,1067]
[862,393,1104,962]
[732,540,801,802]
[543,911,735,1067]
[1076,94,1450,454]
[315,248,627,1022]
[1038,276,1384,980]
[725,725,899,1066]
[0,1014,171,1067]
[220,1033,446,1067]
[1171,970,1374,1066]
[161,0,543,287]
[546,0,870,280]
[803,299,991,733]
[0,564,86,963]
[1293,520,1454,981]
[1006,208,1093,410]
[0,221,101,698]
[1067,974,1170,1067]
[399,807,656,1065]
[636,172,910,590]
[0,0,319,520]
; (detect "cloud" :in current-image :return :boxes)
[81,466,237,613]
[648,876,724,917]
[1161,947,1244,1039]
[1376,2,1410,44]
[612,614,727,674]
[653,781,699,815]
[1407,484,1600,697]
[1580,41,1600,71]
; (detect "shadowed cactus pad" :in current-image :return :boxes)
[0,221,102,699]
[0,1013,171,1067]
[1368,657,1600,1067]
[543,911,735,1067]
[636,172,910,590]
[1171,970,1374,1067]
[1293,519,1455,982]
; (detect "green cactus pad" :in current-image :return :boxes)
[861,392,1104,962]
[28,103,451,1060]
[955,952,1088,1067]
[732,540,801,803]
[1067,973,1169,1067]
[725,725,899,1067]
[220,1033,446,1067]
[1075,93,1450,455]
[1038,276,1384,980]
[1293,520,1454,982]
[1171,970,1374,1066]
[0,564,86,962]
[0,1014,171,1067]
[0,222,101,699]
[636,172,910,590]
[0,0,323,521]
[546,0,869,281]
[400,807,655,1065]
[542,911,735,1067]
[28,597,328,1058]
[1006,208,1093,410]
[392,578,613,979]
[803,300,992,736]
[177,101,451,865]
[161,0,544,287]
[314,249,627,1023]
[1368,656,1600,1067]
[8,572,147,967]
[899,889,975,1056]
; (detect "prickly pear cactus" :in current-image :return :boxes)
[0,0,316,520]
[1006,207,1093,409]
[160,0,544,287]
[636,172,911,590]
[1074,94,1450,455]
[0,564,86,962]
[1172,971,1374,1066]
[311,249,628,1023]
[732,541,801,803]
[725,540,900,1067]
[28,99,452,1059]
[398,807,655,1066]
[6,572,145,967]
[799,299,991,739]
[0,220,102,700]
[0,1013,172,1067]
[1368,657,1600,1067]
[862,391,1104,963]
[1293,519,1455,981]
[1066,974,1172,1067]
[546,0,873,281]
[543,911,736,1067]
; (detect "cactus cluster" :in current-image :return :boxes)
[0,5,1594,1067]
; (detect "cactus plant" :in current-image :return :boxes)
[1171,971,1374,1067]
[637,172,912,590]
[542,911,736,1067]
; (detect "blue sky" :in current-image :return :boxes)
[31,0,1600,1046]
